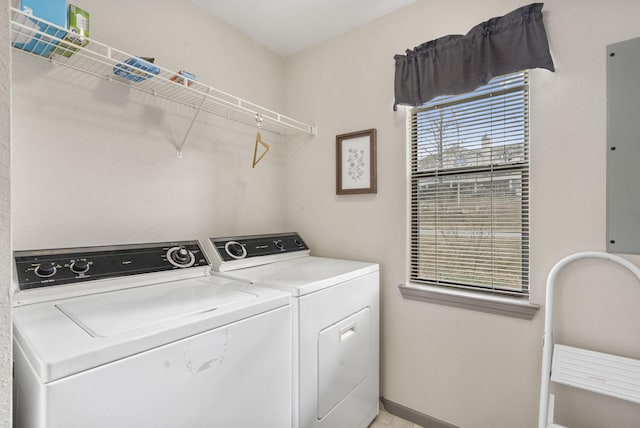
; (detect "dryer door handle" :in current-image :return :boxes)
[339,322,357,342]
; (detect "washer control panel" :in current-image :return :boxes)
[14,241,208,290]
[211,232,309,263]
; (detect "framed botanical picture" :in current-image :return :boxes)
[336,128,377,195]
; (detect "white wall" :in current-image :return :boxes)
[284,1,640,427]
[12,0,290,251]
[1,0,12,425]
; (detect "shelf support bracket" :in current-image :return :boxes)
[176,87,211,158]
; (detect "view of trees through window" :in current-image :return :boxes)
[410,72,529,295]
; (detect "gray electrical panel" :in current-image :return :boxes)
[607,36,640,254]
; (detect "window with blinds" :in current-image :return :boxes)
[409,71,529,296]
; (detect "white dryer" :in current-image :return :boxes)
[207,232,380,428]
[12,241,292,428]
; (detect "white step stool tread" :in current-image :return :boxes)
[551,344,640,404]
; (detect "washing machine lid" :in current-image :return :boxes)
[216,256,379,296]
[13,275,290,383]
[56,279,253,337]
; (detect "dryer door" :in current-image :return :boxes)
[317,307,370,419]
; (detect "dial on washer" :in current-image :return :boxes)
[34,262,57,278]
[70,259,90,274]
[167,246,195,268]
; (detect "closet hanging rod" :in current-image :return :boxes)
[10,7,317,138]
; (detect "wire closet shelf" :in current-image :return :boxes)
[10,7,317,156]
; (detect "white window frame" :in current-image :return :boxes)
[400,71,539,319]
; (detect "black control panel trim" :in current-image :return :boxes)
[14,241,209,291]
[210,232,309,262]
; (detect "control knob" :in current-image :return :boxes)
[34,262,57,278]
[167,246,195,268]
[70,259,90,274]
[224,241,247,260]
[274,240,284,250]
[173,248,190,264]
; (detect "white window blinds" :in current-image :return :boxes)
[410,72,529,295]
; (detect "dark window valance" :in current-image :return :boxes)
[393,3,555,110]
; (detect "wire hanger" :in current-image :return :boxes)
[253,114,270,168]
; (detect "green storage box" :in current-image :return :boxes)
[55,4,90,58]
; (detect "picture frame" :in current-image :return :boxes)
[336,128,377,195]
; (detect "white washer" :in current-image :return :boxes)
[12,241,292,428]
[207,233,380,428]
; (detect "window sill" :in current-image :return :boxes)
[398,283,539,320]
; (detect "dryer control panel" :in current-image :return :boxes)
[209,232,310,272]
[211,232,308,261]
[14,241,209,290]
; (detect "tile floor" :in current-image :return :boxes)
[368,409,424,428]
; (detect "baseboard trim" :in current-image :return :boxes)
[380,397,460,428]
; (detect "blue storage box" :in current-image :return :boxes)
[113,57,161,83]
[170,70,197,87]
[12,0,68,58]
